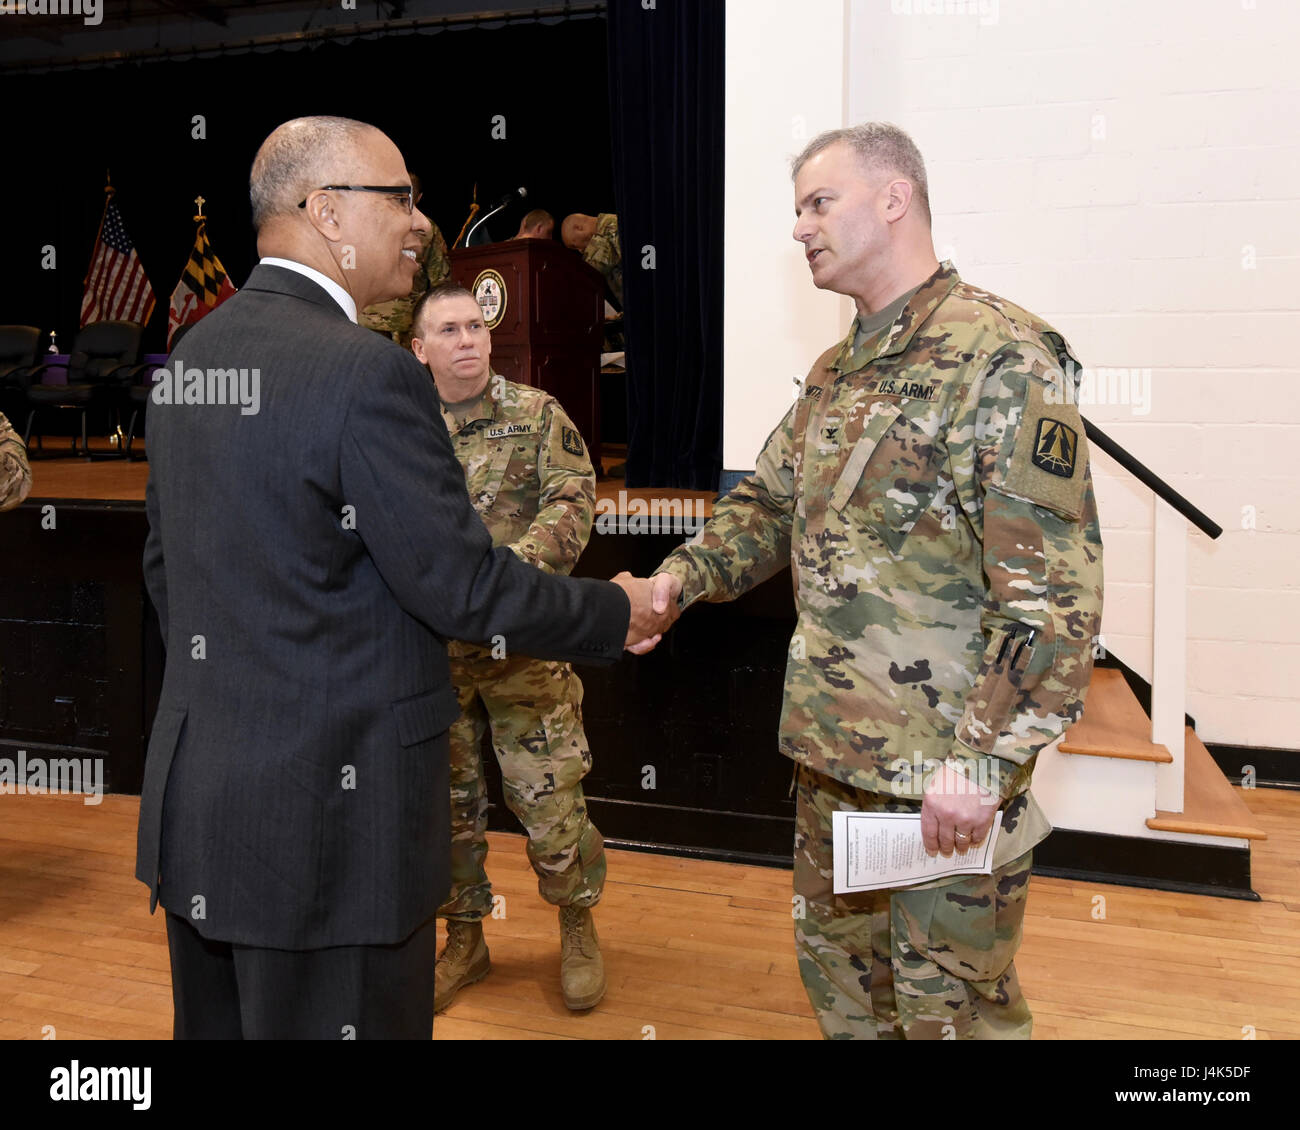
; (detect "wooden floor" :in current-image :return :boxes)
[1,787,1297,1040]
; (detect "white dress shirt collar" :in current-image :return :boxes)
[259,257,358,323]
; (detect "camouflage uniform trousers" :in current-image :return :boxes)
[793,765,1034,1040]
[438,648,605,922]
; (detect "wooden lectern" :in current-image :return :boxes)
[449,239,605,473]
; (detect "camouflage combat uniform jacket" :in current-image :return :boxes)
[583,213,623,307]
[441,375,595,659]
[657,263,1104,865]
[360,223,452,343]
[0,411,31,511]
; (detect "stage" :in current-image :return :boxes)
[17,439,717,516]
[1,445,796,866]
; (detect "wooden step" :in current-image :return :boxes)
[1147,727,1268,841]
[1059,667,1173,763]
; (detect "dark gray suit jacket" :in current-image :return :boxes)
[136,264,628,949]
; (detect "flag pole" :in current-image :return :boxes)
[453,183,480,250]
[81,172,115,325]
[169,193,237,349]
[100,172,125,449]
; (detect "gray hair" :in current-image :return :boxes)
[412,283,477,336]
[791,122,930,216]
[249,116,378,230]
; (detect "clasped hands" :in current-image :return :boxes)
[611,572,683,654]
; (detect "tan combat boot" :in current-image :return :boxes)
[434,919,490,1013]
[559,905,606,1010]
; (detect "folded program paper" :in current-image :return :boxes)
[831,810,1003,894]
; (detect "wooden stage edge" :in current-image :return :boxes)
[20,441,716,516]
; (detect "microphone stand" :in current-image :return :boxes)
[464,203,508,247]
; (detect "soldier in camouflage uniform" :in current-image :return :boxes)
[360,176,452,348]
[642,124,1103,1039]
[0,411,31,511]
[409,283,608,1013]
[562,212,623,307]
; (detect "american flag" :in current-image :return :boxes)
[80,194,156,327]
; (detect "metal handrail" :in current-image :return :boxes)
[1084,420,1222,539]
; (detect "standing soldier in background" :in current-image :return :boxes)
[409,283,608,1013]
[0,412,31,511]
[561,211,623,307]
[639,123,1104,1039]
[360,174,451,348]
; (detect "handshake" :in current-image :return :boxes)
[611,572,684,655]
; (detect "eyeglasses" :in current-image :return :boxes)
[298,185,421,213]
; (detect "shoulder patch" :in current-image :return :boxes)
[1002,379,1088,520]
[1030,416,1078,478]
[561,426,584,457]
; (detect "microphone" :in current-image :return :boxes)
[490,186,528,210]
[465,187,528,246]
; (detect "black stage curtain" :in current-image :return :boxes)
[607,0,724,491]
[0,17,611,358]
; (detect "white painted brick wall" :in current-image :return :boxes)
[848,0,1300,750]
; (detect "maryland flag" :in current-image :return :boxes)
[168,204,237,348]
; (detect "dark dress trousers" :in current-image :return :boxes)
[135,265,628,1032]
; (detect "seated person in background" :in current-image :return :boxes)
[561,212,622,308]
[0,411,31,511]
[360,173,451,348]
[409,283,609,1015]
[513,209,555,240]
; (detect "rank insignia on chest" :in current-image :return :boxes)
[561,426,585,457]
[486,423,535,439]
[1031,417,1078,478]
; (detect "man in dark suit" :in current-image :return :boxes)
[136,116,667,1039]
